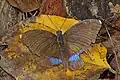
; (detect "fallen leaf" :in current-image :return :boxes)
[19,15,79,35]
[109,2,120,14]
[7,0,43,12]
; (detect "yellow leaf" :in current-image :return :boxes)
[81,43,110,68]
[66,69,73,77]
[19,15,79,35]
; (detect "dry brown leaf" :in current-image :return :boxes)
[7,0,43,12]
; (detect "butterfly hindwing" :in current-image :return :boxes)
[49,50,84,70]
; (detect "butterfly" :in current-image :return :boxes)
[21,15,102,70]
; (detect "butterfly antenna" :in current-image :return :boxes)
[47,15,59,30]
[60,18,67,30]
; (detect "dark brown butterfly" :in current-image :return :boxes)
[21,16,102,69]
[6,0,43,12]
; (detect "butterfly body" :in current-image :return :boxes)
[57,30,64,47]
[56,30,72,68]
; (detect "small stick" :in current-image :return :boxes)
[95,15,120,31]
[105,24,120,77]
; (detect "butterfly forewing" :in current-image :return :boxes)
[22,30,61,58]
[64,19,101,53]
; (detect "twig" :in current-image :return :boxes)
[105,24,120,76]
[95,15,120,77]
[95,15,120,31]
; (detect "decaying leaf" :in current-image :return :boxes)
[0,0,21,42]
[41,0,67,17]
[6,0,43,12]
[115,19,120,27]
[109,2,120,14]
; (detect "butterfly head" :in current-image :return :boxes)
[56,30,64,46]
[56,30,62,35]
